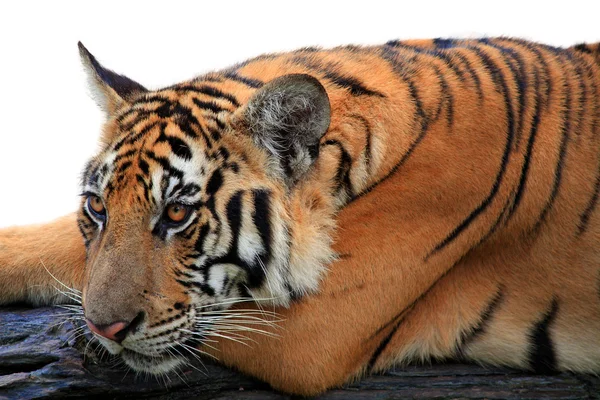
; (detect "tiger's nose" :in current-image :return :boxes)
[85,312,145,343]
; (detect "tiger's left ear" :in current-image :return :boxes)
[78,42,147,115]
[236,74,331,187]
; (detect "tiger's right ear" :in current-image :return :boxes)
[78,42,147,115]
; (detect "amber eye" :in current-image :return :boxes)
[164,204,191,225]
[87,195,106,219]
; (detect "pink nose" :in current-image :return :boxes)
[86,319,129,342]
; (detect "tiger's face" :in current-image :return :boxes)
[75,44,332,373]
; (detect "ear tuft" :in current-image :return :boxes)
[78,42,147,114]
[241,74,330,187]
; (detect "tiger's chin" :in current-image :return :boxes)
[120,348,184,375]
[96,336,185,375]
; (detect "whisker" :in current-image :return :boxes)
[63,328,90,345]
[197,308,282,318]
[178,329,228,354]
[39,258,82,299]
[48,315,85,331]
[195,314,282,326]
[203,331,253,346]
[180,342,217,364]
[51,286,83,304]
[202,328,252,341]
[195,297,256,309]
[205,323,280,338]
[121,366,132,382]
[162,348,189,386]
[57,304,84,313]
[168,342,208,375]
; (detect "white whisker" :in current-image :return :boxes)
[203,331,253,346]
[207,323,280,338]
[39,258,82,302]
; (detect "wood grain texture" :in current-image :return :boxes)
[0,307,598,399]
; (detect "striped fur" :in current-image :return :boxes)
[0,37,599,393]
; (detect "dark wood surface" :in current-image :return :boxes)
[0,306,598,399]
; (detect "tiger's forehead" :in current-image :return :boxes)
[83,123,207,207]
[81,80,252,209]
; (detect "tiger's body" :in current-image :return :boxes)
[1,37,600,395]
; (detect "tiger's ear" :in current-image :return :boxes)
[78,42,147,115]
[236,74,331,187]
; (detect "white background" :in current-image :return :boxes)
[0,0,599,228]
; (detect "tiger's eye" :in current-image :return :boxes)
[88,196,105,214]
[166,204,189,223]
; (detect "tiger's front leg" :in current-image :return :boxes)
[0,213,86,306]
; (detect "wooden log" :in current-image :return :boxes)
[0,306,598,399]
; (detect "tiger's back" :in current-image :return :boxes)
[202,37,600,385]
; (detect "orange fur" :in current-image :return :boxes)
[1,37,600,395]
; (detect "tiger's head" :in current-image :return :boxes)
[75,43,336,373]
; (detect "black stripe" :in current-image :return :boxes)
[223,71,264,88]
[221,191,243,256]
[566,51,588,138]
[400,39,484,100]
[207,125,221,141]
[176,118,213,149]
[115,160,132,175]
[293,55,385,97]
[132,94,173,107]
[193,223,210,256]
[105,181,115,200]
[480,39,527,150]
[177,216,198,240]
[206,114,226,130]
[353,47,429,200]
[349,114,373,174]
[113,148,137,164]
[173,84,241,107]
[577,161,600,235]
[430,63,454,128]
[529,298,559,373]
[176,279,193,288]
[499,38,553,109]
[192,98,230,114]
[323,69,385,97]
[113,121,159,152]
[451,51,484,100]
[77,218,91,247]
[135,175,151,203]
[433,38,458,49]
[205,170,223,196]
[138,159,149,175]
[428,44,516,257]
[505,68,542,223]
[367,305,415,371]
[116,107,143,124]
[253,189,272,268]
[579,53,600,137]
[572,43,593,54]
[386,41,464,123]
[155,125,193,161]
[179,183,201,198]
[323,139,354,197]
[144,150,184,179]
[210,190,266,288]
[157,102,203,131]
[531,55,571,233]
[125,98,215,151]
[459,286,505,350]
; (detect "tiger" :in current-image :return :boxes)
[1,37,600,396]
